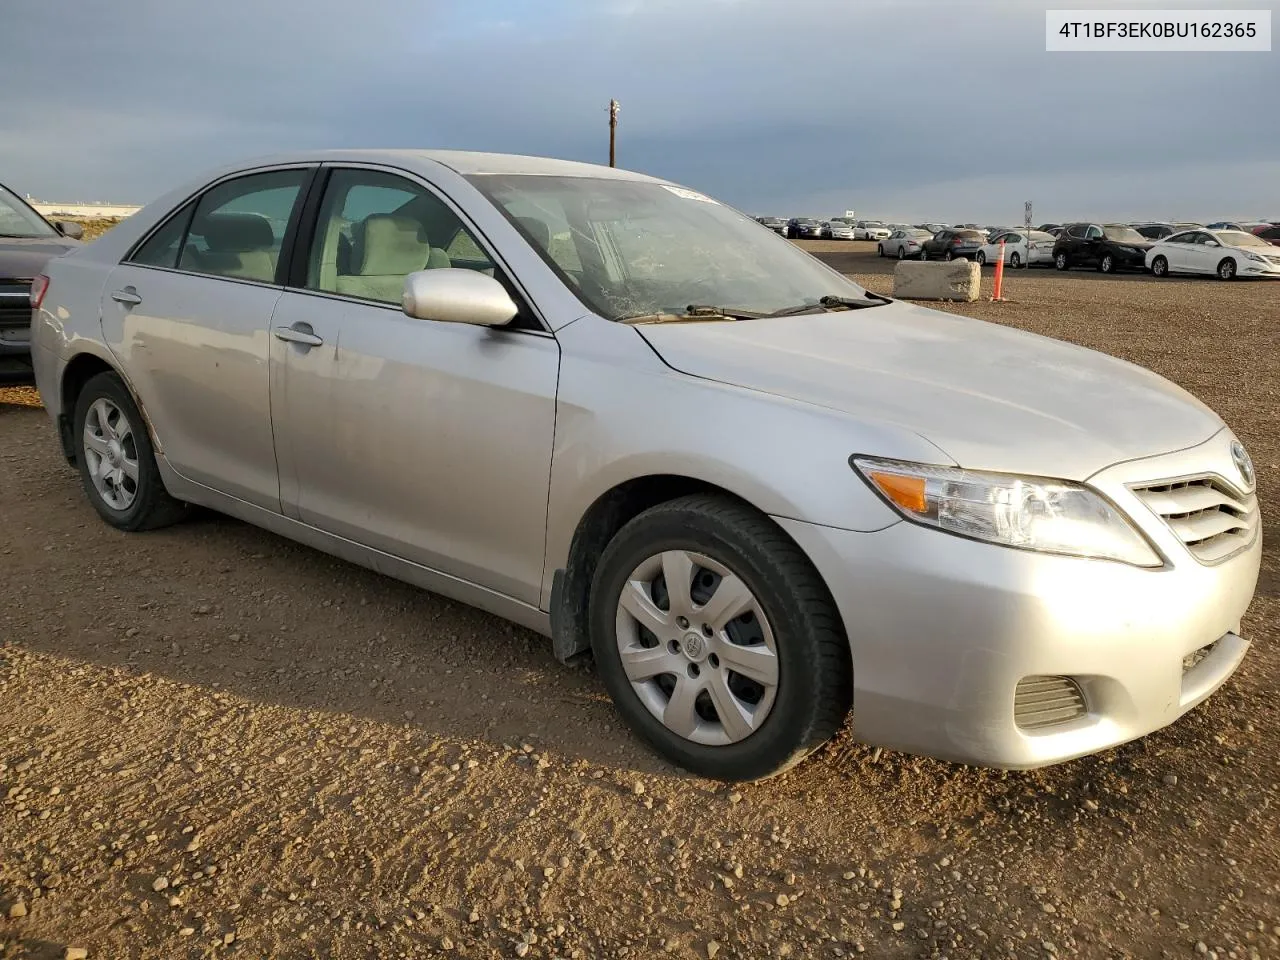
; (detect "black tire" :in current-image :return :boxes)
[877,244,884,257]
[1217,258,1236,281]
[943,250,954,262]
[1099,253,1115,273]
[1010,252,1022,269]
[1055,252,1069,271]
[589,495,852,781]
[1151,255,1169,277]
[975,251,986,266]
[72,371,187,531]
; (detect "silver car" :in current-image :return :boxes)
[31,151,1261,781]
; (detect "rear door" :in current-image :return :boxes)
[267,165,559,604]
[99,166,313,510]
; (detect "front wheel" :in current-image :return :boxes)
[589,495,851,781]
[877,244,884,257]
[73,371,187,531]
[1055,252,1069,271]
[975,251,986,266]
[1217,258,1237,281]
[1151,255,1169,277]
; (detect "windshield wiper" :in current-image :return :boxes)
[769,292,891,317]
[619,304,766,325]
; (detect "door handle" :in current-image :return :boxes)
[111,288,142,306]
[273,324,324,347]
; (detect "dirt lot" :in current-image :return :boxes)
[2,241,1277,960]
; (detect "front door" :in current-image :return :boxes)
[269,166,559,605]
[98,167,312,509]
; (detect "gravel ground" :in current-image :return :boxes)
[1,241,1277,960]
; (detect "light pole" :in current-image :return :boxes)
[609,99,620,168]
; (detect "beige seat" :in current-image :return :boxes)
[186,213,279,282]
[334,213,451,302]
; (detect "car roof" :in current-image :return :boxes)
[225,149,669,183]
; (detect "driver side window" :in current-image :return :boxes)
[305,169,492,305]
[1085,225,1104,240]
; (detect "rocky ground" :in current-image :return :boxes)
[1,244,1277,959]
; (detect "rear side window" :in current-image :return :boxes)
[130,200,197,268]
[177,170,308,284]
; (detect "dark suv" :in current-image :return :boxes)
[920,228,986,261]
[1052,223,1152,274]
[1,183,83,382]
[785,217,824,239]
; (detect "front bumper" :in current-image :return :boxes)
[776,431,1261,769]
[1240,258,1280,276]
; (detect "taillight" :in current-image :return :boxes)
[951,237,963,245]
[29,274,50,310]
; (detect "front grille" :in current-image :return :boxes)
[0,281,32,328]
[1131,475,1258,564]
[1014,676,1087,730]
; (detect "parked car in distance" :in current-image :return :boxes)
[755,216,787,235]
[822,220,857,240]
[879,227,933,259]
[1036,223,1062,234]
[920,227,986,261]
[1205,221,1248,232]
[0,182,84,382]
[30,149,1261,781]
[1253,223,1280,246]
[853,220,891,241]
[1131,222,1204,241]
[976,230,1057,268]
[1053,223,1153,273]
[917,222,949,234]
[1146,228,1280,280]
[786,217,824,239]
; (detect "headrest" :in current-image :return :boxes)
[354,214,431,275]
[516,216,551,250]
[195,213,275,252]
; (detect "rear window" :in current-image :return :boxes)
[956,230,985,240]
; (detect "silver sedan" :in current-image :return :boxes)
[31,150,1261,780]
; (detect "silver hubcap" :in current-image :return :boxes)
[83,398,139,510]
[1220,262,1232,278]
[615,550,779,746]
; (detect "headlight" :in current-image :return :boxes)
[852,457,1161,566]
[1243,251,1265,262]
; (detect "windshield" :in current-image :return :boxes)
[0,184,57,238]
[1215,230,1269,248]
[469,175,870,321]
[1102,225,1147,243]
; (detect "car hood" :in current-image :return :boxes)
[0,236,80,280]
[636,300,1222,480]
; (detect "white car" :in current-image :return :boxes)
[854,220,891,241]
[879,227,934,259]
[823,219,857,240]
[976,230,1057,269]
[1146,229,1280,280]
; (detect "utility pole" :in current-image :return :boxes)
[608,99,620,167]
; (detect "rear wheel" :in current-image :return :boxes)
[1010,252,1022,269]
[877,244,884,257]
[73,372,186,531]
[589,495,851,781]
[1217,258,1237,281]
[896,246,906,260]
[944,250,954,262]
[1055,252,1069,271]
[1099,253,1116,273]
[1151,255,1169,277]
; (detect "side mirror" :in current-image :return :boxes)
[54,220,84,240]
[402,268,519,327]
[1204,240,1219,247]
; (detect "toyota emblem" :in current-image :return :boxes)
[1231,439,1255,489]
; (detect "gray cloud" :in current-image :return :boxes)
[2,0,1276,221]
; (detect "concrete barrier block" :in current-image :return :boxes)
[892,260,982,302]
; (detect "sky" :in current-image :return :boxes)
[2,0,1277,223]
